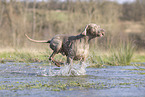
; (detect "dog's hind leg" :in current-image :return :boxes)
[49,39,64,67]
[49,51,62,67]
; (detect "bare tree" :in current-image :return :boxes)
[0,1,5,27]
[4,0,17,47]
[32,0,36,39]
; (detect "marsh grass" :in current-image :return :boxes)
[109,41,135,65]
[87,50,108,68]
[88,41,135,66]
[132,53,145,62]
[1,79,141,91]
[0,41,140,66]
[0,48,66,64]
[0,80,109,91]
[0,48,47,63]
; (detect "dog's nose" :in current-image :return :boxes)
[102,32,105,36]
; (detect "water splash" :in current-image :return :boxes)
[38,62,87,76]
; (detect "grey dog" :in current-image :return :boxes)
[25,24,105,67]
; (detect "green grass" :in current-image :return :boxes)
[139,73,145,75]
[0,42,144,67]
[1,79,142,91]
[0,80,108,91]
[132,54,145,62]
[0,48,66,63]
[109,41,135,65]
[48,10,68,22]
[0,48,46,63]
[125,68,145,71]
[88,41,137,67]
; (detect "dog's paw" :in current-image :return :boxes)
[55,62,61,67]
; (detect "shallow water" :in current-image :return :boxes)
[0,62,145,97]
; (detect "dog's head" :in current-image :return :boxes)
[82,24,105,38]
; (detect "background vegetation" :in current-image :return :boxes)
[0,0,145,65]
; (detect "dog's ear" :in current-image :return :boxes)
[81,25,88,36]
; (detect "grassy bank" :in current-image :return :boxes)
[0,48,66,64]
[0,47,144,67]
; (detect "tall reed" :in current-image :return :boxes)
[88,41,135,66]
[109,41,135,65]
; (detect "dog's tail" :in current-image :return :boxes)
[25,34,50,43]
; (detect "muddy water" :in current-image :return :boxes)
[0,62,145,97]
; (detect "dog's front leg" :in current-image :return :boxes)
[67,56,74,74]
[80,58,86,68]
[67,56,74,65]
[67,56,71,65]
